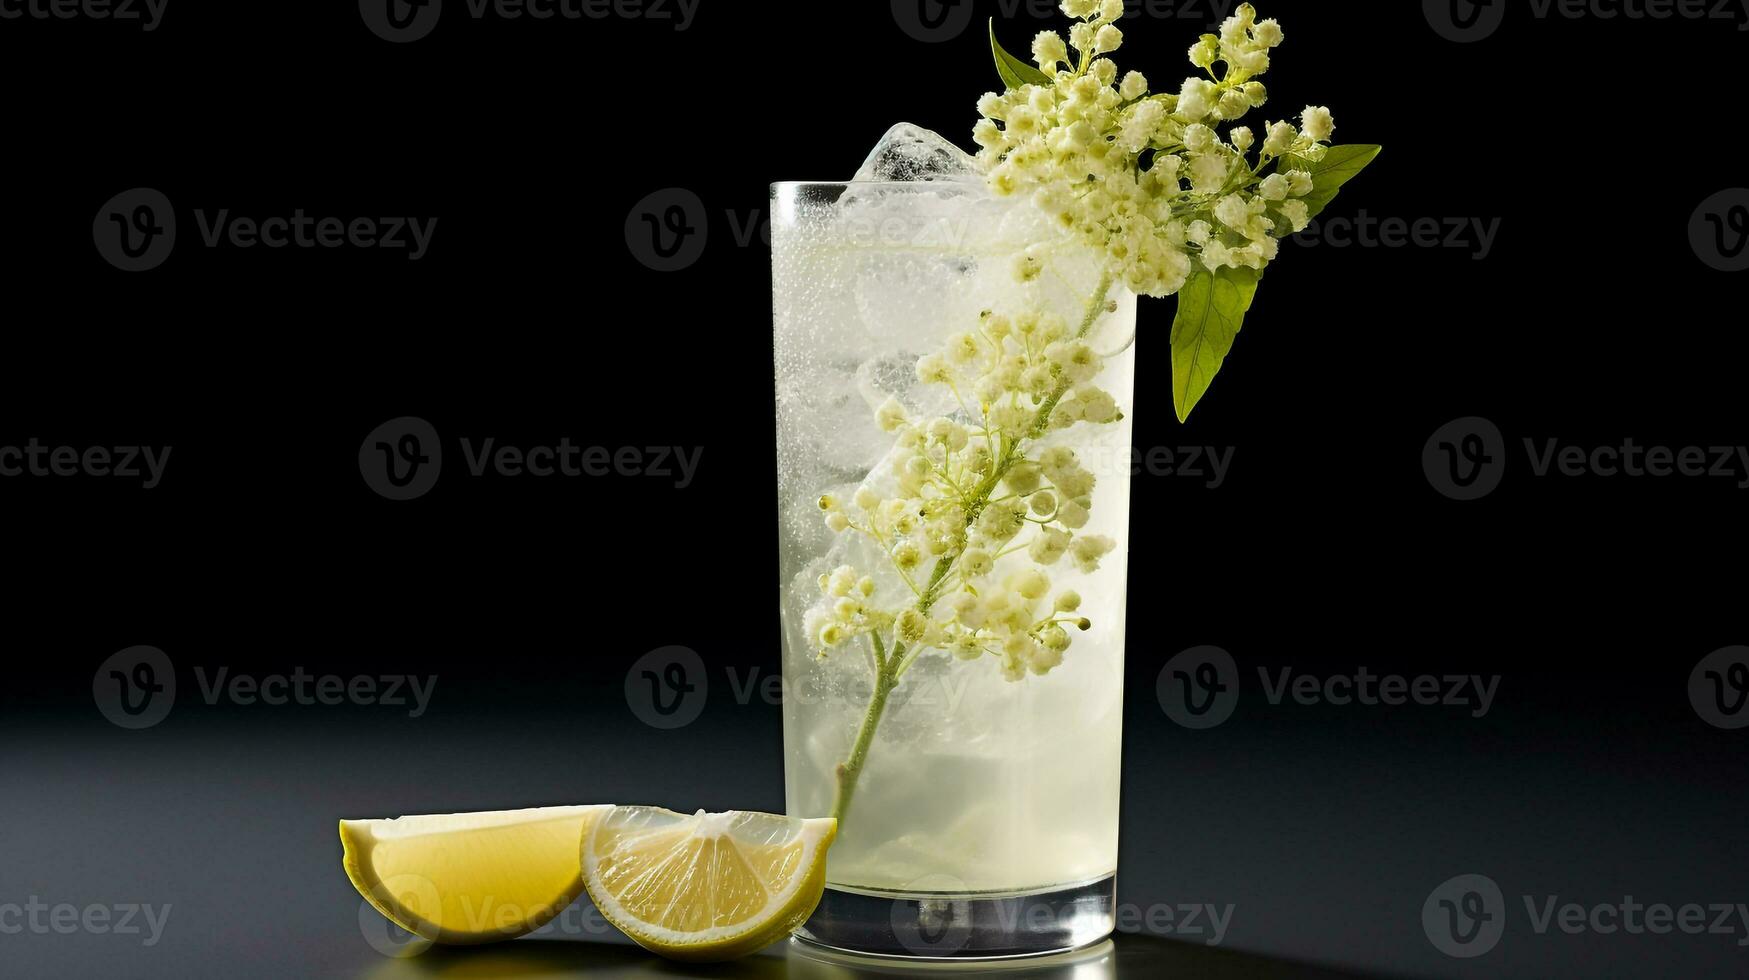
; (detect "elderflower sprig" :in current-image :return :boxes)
[806,289,1119,684]
[981,2,1378,421]
[975,2,1342,297]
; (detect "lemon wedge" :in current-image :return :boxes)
[581,806,836,962]
[341,805,610,945]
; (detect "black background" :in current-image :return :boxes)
[2,1,1746,978]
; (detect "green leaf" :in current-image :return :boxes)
[1278,144,1381,226]
[1170,265,1261,422]
[990,19,1052,90]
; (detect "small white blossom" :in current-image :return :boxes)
[960,548,994,577]
[875,396,908,433]
[1069,534,1117,573]
[1261,120,1297,157]
[1029,640,1066,675]
[1033,31,1069,70]
[1056,497,1090,529]
[1012,569,1050,600]
[1277,199,1310,232]
[1189,37,1218,69]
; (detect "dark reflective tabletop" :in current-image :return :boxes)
[351,934,1382,980]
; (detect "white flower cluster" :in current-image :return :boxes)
[805,301,1121,683]
[972,2,1336,296]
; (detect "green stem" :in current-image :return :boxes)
[830,635,895,824]
[826,273,1116,830]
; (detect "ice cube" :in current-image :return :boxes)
[853,123,982,183]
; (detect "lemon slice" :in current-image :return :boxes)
[341,805,610,945]
[581,806,836,962]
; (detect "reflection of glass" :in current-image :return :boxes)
[785,938,1116,980]
[354,936,1116,980]
[772,181,1133,956]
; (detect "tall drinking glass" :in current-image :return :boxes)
[772,179,1135,958]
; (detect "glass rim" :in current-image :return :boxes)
[769,179,983,191]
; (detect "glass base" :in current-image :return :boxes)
[793,875,1115,959]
